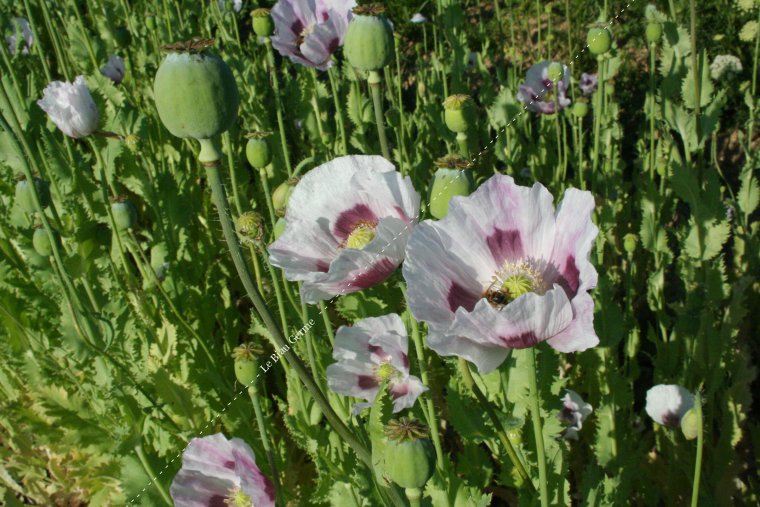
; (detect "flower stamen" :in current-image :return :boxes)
[485,259,547,309]
[342,221,377,250]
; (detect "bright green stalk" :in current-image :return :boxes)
[264,39,294,175]
[456,132,470,158]
[202,148,372,467]
[318,301,335,346]
[748,8,760,155]
[328,65,348,155]
[309,68,329,152]
[689,0,702,163]
[135,441,172,506]
[368,70,391,160]
[457,358,534,489]
[649,43,657,179]
[591,55,605,178]
[526,348,548,507]
[690,393,704,507]
[248,386,282,504]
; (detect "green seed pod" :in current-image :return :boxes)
[15,177,50,213]
[153,40,240,140]
[383,418,435,490]
[443,95,475,134]
[623,233,638,254]
[272,177,299,211]
[251,8,274,38]
[32,227,55,257]
[645,22,662,44]
[273,217,286,240]
[572,101,589,118]
[233,343,264,387]
[680,408,699,440]
[429,155,473,219]
[344,5,395,71]
[547,62,564,83]
[236,211,266,245]
[246,132,272,169]
[111,200,138,232]
[587,27,611,55]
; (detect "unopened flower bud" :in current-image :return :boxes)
[111,199,138,231]
[15,176,50,213]
[383,418,435,490]
[429,155,473,219]
[246,132,272,169]
[680,408,700,440]
[153,39,240,141]
[646,22,662,44]
[587,27,612,55]
[32,227,55,257]
[572,100,589,118]
[251,8,274,38]
[233,343,264,387]
[344,4,395,71]
[443,94,475,134]
[272,177,299,210]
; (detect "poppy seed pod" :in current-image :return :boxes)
[646,22,662,44]
[111,200,138,231]
[153,39,240,141]
[251,8,274,38]
[344,4,394,71]
[15,177,50,213]
[587,27,611,55]
[246,132,272,169]
[383,418,435,490]
[233,343,264,387]
[443,95,475,134]
[272,177,299,211]
[429,155,474,219]
[680,408,700,440]
[547,62,564,83]
[572,100,589,118]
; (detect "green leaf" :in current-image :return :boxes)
[683,219,730,260]
[737,170,759,217]
[681,51,713,109]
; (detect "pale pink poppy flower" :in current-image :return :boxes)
[559,389,593,440]
[645,384,694,427]
[517,61,572,114]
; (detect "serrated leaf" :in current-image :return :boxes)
[737,170,759,216]
[683,219,730,260]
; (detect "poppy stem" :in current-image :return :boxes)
[368,70,392,160]
[690,393,704,507]
[457,358,535,490]
[526,348,549,507]
[248,386,283,504]
[264,38,294,176]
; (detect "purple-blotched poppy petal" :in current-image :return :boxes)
[645,384,694,427]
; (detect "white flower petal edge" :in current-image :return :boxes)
[326,314,427,414]
[645,384,694,427]
[559,389,593,440]
[269,155,420,303]
[37,76,99,138]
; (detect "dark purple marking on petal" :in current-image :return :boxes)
[358,375,379,390]
[447,281,480,312]
[291,20,304,35]
[327,38,339,54]
[368,344,391,362]
[400,352,409,370]
[223,459,235,470]
[316,260,330,273]
[486,228,523,265]
[348,258,396,289]
[661,412,681,428]
[333,204,379,241]
[558,255,580,296]
[389,382,409,398]
[322,11,329,22]
[208,495,227,507]
[499,331,539,349]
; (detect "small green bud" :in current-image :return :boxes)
[344,4,395,71]
[111,200,138,231]
[507,428,522,445]
[233,343,264,387]
[645,22,662,44]
[623,233,638,254]
[443,94,475,134]
[153,40,240,141]
[236,212,265,245]
[587,27,612,55]
[429,155,473,219]
[680,408,700,440]
[245,132,272,169]
[32,227,55,257]
[572,100,589,118]
[145,16,156,31]
[383,418,435,490]
[547,62,564,83]
[251,8,274,38]
[15,177,50,213]
[309,403,324,426]
[272,177,299,211]
[273,217,286,240]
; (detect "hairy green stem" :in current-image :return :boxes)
[264,39,293,175]
[135,441,172,506]
[690,393,704,507]
[368,70,391,160]
[248,386,282,504]
[526,348,548,507]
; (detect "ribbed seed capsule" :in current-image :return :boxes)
[344,4,395,71]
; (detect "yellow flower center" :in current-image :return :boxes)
[376,362,398,382]
[485,260,547,309]
[225,487,254,507]
[344,222,376,250]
